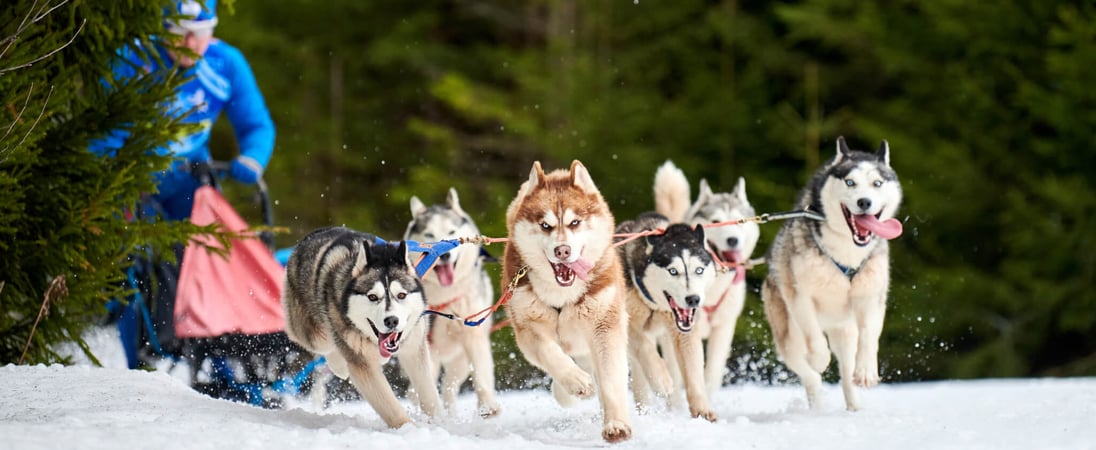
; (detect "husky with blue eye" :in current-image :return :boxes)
[762,136,904,411]
[503,161,632,443]
[654,161,760,397]
[282,226,440,428]
[616,212,717,421]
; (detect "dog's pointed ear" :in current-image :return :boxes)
[733,176,748,204]
[446,187,465,214]
[834,136,850,165]
[396,240,412,269]
[692,223,706,242]
[352,239,371,277]
[876,140,891,166]
[531,161,546,185]
[410,196,426,217]
[570,160,598,193]
[513,161,545,204]
[697,179,714,203]
[645,230,663,246]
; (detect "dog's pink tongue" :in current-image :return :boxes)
[855,215,903,240]
[732,263,747,285]
[435,263,454,287]
[378,333,396,359]
[565,258,594,281]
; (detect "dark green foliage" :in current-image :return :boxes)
[0,1,216,364]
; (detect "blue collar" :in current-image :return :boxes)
[630,270,657,304]
[810,227,866,280]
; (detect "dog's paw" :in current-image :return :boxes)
[558,368,595,399]
[602,420,632,443]
[690,407,718,423]
[478,400,501,419]
[853,367,880,388]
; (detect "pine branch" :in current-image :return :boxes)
[0,0,39,61]
[0,18,86,75]
[19,275,67,364]
[1,83,33,142]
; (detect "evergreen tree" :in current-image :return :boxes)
[0,1,216,365]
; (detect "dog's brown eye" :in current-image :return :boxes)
[397,292,406,300]
[367,294,380,302]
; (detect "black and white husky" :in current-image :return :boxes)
[761,137,903,411]
[282,227,441,428]
[404,188,500,418]
[654,161,760,396]
[617,212,718,421]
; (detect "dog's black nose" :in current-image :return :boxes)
[383,316,400,330]
[726,237,738,248]
[857,198,872,211]
[554,244,571,260]
[685,295,701,308]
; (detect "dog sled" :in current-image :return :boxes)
[111,161,316,408]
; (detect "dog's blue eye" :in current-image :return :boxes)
[569,219,581,227]
[668,268,679,276]
[424,233,435,239]
[540,222,552,231]
[873,180,883,188]
[695,267,704,275]
[845,179,856,187]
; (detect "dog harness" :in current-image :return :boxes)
[809,226,867,280]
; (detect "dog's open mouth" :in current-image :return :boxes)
[368,320,404,359]
[550,258,593,287]
[708,241,746,284]
[842,205,904,246]
[434,262,455,287]
[377,331,403,359]
[665,292,696,332]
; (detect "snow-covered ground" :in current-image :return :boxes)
[1,327,1093,450]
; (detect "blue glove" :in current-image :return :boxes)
[229,156,263,184]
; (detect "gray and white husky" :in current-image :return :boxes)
[404,188,500,418]
[282,227,441,428]
[761,137,903,411]
[654,161,760,396]
[616,213,718,421]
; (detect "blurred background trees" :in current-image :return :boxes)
[4,0,1093,382]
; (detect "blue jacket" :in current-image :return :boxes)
[93,39,275,220]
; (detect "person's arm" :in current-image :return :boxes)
[222,44,275,184]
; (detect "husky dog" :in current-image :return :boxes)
[503,161,632,443]
[282,227,441,428]
[761,137,903,411]
[654,161,760,396]
[404,188,500,418]
[616,212,717,421]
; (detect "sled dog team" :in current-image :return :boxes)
[282,136,904,442]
